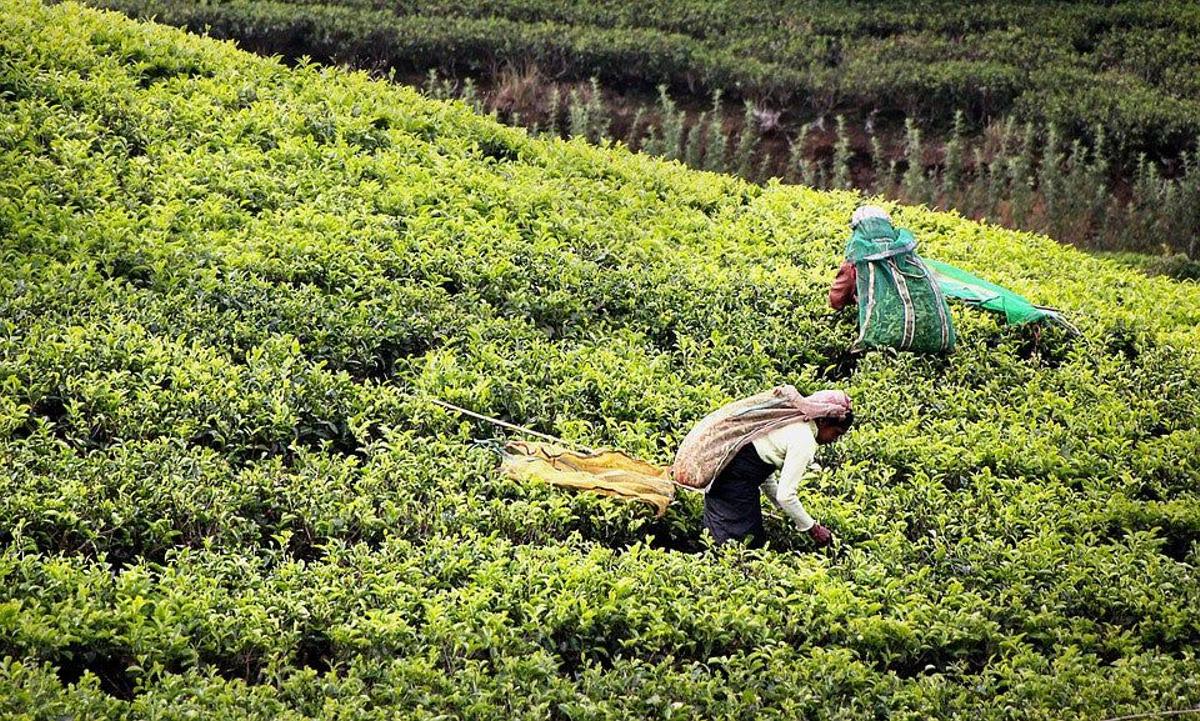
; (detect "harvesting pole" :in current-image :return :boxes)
[429,398,594,454]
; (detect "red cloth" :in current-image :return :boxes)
[671,386,852,491]
[829,261,857,310]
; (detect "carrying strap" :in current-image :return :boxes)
[859,239,917,262]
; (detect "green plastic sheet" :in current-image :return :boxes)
[926,259,1061,326]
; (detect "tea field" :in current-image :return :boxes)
[84,0,1200,262]
[87,0,1200,161]
[2,1,1200,718]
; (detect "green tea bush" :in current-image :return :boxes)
[2,2,1200,718]
[1146,254,1200,282]
[86,0,1200,164]
[82,0,1200,256]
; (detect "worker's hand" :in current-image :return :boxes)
[807,523,834,548]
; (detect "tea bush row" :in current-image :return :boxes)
[3,2,1200,718]
[87,0,1200,162]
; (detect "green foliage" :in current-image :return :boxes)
[941,111,966,201]
[656,84,685,161]
[88,0,1200,255]
[85,0,1200,165]
[731,100,758,179]
[901,118,931,204]
[1146,254,1200,281]
[1105,252,1200,282]
[701,90,727,173]
[682,110,707,169]
[832,115,852,191]
[3,1,1200,719]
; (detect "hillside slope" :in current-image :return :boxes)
[87,0,1200,160]
[2,1,1200,718]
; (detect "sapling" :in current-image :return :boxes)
[627,107,646,149]
[706,124,730,172]
[970,147,989,217]
[732,100,759,178]
[703,90,727,172]
[567,86,589,140]
[657,85,684,160]
[901,118,930,203]
[941,110,966,204]
[1007,123,1035,228]
[788,123,813,186]
[462,77,481,114]
[985,134,1008,216]
[1060,138,1092,239]
[684,111,708,168]
[1038,123,1064,236]
[547,86,562,138]
[756,151,774,182]
[869,124,888,195]
[641,125,664,157]
[587,77,610,142]
[832,115,852,190]
[1087,128,1110,234]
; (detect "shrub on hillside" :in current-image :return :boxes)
[2,1,1200,718]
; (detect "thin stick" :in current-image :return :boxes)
[1100,707,1200,721]
[429,398,593,453]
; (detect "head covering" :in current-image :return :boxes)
[671,386,852,490]
[850,205,892,229]
[801,389,855,417]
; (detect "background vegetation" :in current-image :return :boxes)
[86,0,1200,261]
[85,0,1200,159]
[420,73,1200,260]
[3,1,1200,719]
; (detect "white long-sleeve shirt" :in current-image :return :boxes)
[751,421,818,531]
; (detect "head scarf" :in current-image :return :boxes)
[671,386,852,490]
[850,205,892,230]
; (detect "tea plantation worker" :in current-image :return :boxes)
[671,386,853,549]
[829,205,956,353]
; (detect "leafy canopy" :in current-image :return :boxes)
[1,1,1199,719]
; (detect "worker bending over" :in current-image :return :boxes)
[672,387,853,549]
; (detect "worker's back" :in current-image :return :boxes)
[845,216,955,353]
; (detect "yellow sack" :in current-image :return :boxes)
[500,440,676,517]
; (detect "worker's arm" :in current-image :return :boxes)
[828,260,857,310]
[761,426,817,531]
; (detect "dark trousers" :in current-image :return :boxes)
[702,444,775,548]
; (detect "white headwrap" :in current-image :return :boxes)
[850,205,892,229]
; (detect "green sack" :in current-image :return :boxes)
[846,217,956,353]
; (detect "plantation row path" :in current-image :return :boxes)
[2,1,1200,718]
